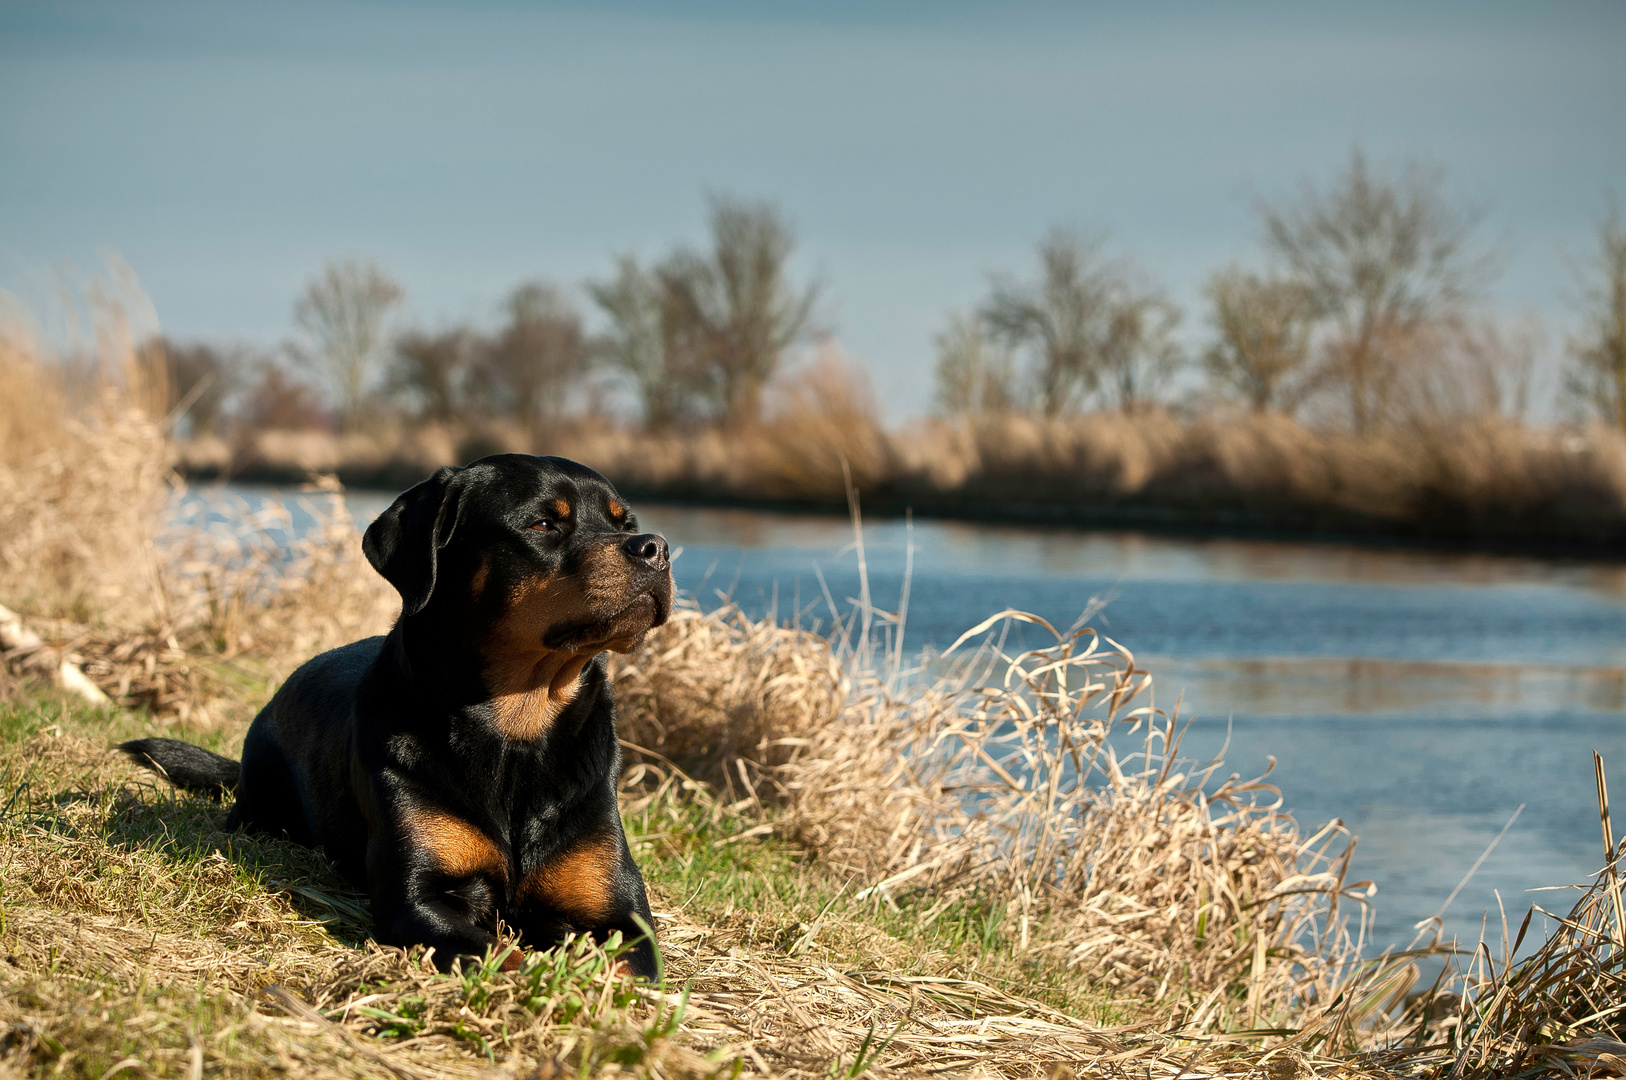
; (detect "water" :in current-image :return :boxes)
[209,486,1626,956]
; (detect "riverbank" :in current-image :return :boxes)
[174,409,1626,557]
[6,340,1624,1077]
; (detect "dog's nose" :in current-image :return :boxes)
[621,533,669,569]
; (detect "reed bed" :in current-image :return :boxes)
[178,404,1626,549]
[6,327,1626,1077]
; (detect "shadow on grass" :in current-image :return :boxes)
[42,773,376,948]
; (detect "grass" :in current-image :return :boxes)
[0,693,1152,1078]
[0,697,722,1079]
[11,678,1616,1078]
[625,771,1122,1023]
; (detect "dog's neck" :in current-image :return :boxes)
[380,619,597,743]
[481,647,598,742]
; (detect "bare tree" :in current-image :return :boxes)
[589,255,706,428]
[239,362,330,431]
[660,196,818,426]
[983,230,1113,415]
[1202,266,1318,412]
[1564,202,1626,427]
[476,282,587,429]
[1404,314,1540,423]
[933,312,1016,416]
[290,260,403,430]
[390,328,477,423]
[154,338,243,436]
[1098,289,1184,413]
[1261,149,1497,431]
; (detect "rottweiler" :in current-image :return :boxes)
[120,455,673,977]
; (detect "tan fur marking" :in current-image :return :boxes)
[550,498,571,519]
[607,498,625,521]
[581,543,640,610]
[517,834,619,924]
[404,808,507,879]
[485,650,592,741]
[483,577,591,741]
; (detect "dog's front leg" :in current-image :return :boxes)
[511,820,658,979]
[368,814,518,972]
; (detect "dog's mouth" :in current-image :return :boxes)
[542,588,668,653]
[601,592,662,640]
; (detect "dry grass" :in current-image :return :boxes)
[0,709,1409,1080]
[6,321,1626,1077]
[0,337,171,624]
[609,602,848,791]
[1427,755,1626,1078]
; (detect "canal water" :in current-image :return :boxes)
[214,486,1626,957]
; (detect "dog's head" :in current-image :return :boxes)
[363,455,673,667]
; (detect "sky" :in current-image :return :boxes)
[2,0,1623,419]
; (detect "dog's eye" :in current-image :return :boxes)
[529,519,556,533]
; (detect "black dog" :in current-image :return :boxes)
[121,455,672,976]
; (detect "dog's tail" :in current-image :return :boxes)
[118,738,240,798]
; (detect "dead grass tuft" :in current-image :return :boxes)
[610,602,847,791]
[746,614,1386,1044]
[1429,755,1626,1078]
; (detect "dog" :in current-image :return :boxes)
[120,455,673,977]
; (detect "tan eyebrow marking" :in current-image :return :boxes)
[550,498,571,519]
[607,499,625,521]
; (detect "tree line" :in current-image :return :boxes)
[158,195,819,439]
[156,152,1625,441]
[935,151,1624,433]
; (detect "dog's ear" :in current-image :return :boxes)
[363,465,468,616]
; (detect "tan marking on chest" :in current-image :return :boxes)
[403,808,507,880]
[482,576,593,741]
[485,654,591,741]
[517,834,620,924]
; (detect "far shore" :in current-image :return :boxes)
[176,420,1626,561]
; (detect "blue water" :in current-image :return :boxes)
[200,486,1626,957]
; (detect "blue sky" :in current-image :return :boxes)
[2,1,1623,418]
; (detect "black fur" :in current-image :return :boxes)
[117,738,239,798]
[119,455,673,977]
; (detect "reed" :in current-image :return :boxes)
[0,332,170,624]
